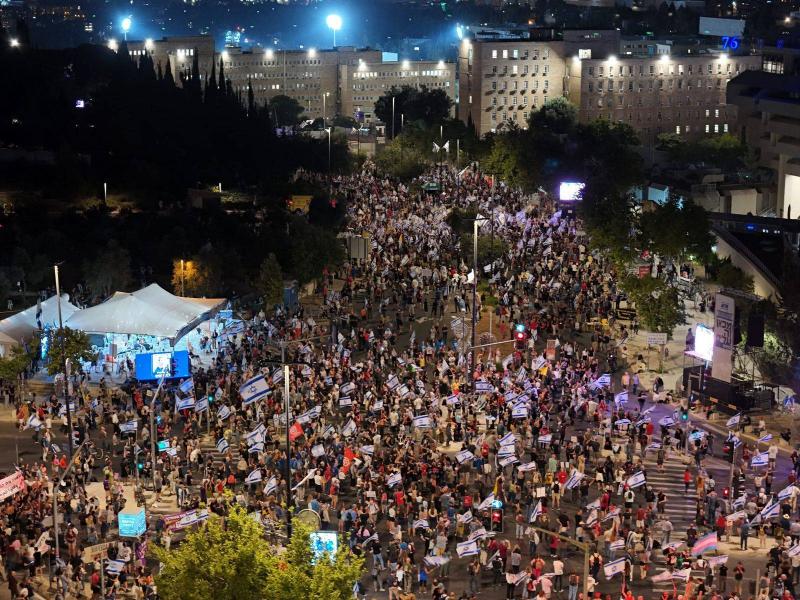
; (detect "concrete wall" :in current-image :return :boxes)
[713,234,780,299]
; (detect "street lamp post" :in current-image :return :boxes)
[149,374,168,496]
[53,264,74,459]
[470,219,478,384]
[180,259,185,297]
[52,439,89,560]
[326,14,342,48]
[326,127,332,173]
[121,17,131,41]
[392,96,396,139]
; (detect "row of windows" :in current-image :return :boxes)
[352,82,450,91]
[353,70,449,79]
[587,78,729,92]
[492,95,531,106]
[675,124,730,134]
[236,71,321,79]
[491,64,553,75]
[490,79,551,91]
[586,62,747,77]
[589,96,733,111]
[583,109,730,123]
[491,111,530,122]
[490,48,551,60]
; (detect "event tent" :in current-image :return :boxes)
[64,284,225,343]
[0,295,79,356]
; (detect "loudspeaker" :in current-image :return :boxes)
[746,313,764,348]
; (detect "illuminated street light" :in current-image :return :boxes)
[108,39,119,52]
[308,47,317,58]
[9,38,19,48]
[326,14,342,47]
[145,38,154,51]
[121,16,132,41]
[660,54,670,62]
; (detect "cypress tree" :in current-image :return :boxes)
[157,60,163,81]
[218,58,225,94]
[247,78,255,117]
[164,58,175,87]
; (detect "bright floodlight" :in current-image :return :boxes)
[108,39,119,51]
[326,14,342,31]
[121,17,132,32]
[9,38,19,47]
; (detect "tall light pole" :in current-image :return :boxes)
[326,14,342,48]
[53,264,74,459]
[326,127,332,173]
[322,92,329,126]
[471,219,478,385]
[121,16,132,41]
[392,95,396,139]
[180,259,185,297]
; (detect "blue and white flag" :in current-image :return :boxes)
[340,381,356,396]
[499,455,518,467]
[413,519,429,530]
[239,375,270,406]
[615,419,631,427]
[497,445,516,458]
[339,396,352,407]
[658,416,676,427]
[119,420,138,433]
[176,396,195,411]
[626,471,646,489]
[614,391,628,404]
[51,443,61,454]
[342,419,357,437]
[179,378,194,395]
[386,375,400,391]
[759,433,773,443]
[271,368,283,384]
[518,461,538,473]
[726,414,741,428]
[458,511,473,524]
[512,405,529,419]
[604,557,626,579]
[589,374,611,390]
[538,433,552,445]
[499,432,516,446]
[264,476,278,496]
[217,405,231,421]
[469,527,489,541]
[477,494,495,511]
[216,438,229,453]
[413,414,432,428]
[446,394,460,406]
[245,469,262,484]
[245,423,266,446]
[249,442,264,454]
[456,449,475,464]
[475,381,494,394]
[456,540,479,558]
[759,501,781,521]
[610,539,626,551]
[194,398,209,413]
[778,485,798,500]
[603,508,620,522]
[387,472,403,488]
[751,451,769,467]
[788,544,800,558]
[565,471,585,490]
[25,415,42,430]
[359,445,375,456]
[529,500,542,523]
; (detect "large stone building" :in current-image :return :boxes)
[123,36,456,123]
[458,32,761,144]
[727,46,800,218]
[457,37,568,135]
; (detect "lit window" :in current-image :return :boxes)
[675,126,681,134]
[492,50,498,59]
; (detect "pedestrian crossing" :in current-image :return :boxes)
[643,452,699,541]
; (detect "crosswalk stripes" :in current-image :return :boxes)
[642,453,699,537]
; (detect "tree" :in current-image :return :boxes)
[289,219,345,285]
[459,233,510,267]
[374,86,453,132]
[0,338,38,382]
[270,95,305,127]
[256,254,284,310]
[171,258,203,296]
[639,197,713,263]
[151,505,364,600]
[46,327,95,376]
[622,276,686,338]
[712,258,755,294]
[528,97,577,134]
[82,239,133,298]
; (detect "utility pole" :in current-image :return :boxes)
[53,439,89,560]
[53,264,73,459]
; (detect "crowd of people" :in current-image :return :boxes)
[0,164,795,600]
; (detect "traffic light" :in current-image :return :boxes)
[724,442,734,463]
[514,324,527,351]
[680,406,689,422]
[722,487,730,499]
[491,508,504,532]
[208,393,215,405]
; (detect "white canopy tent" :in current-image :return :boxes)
[0,294,79,356]
[64,284,225,344]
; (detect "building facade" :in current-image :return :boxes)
[568,52,761,144]
[127,36,216,84]
[727,48,800,218]
[340,59,456,124]
[457,37,568,136]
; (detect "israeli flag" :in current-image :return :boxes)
[458,511,473,524]
[179,378,194,395]
[499,432,516,446]
[413,414,432,428]
[342,419,357,437]
[340,381,355,396]
[614,391,628,404]
[239,375,270,406]
[779,485,798,500]
[512,405,529,419]
[216,438,229,453]
[245,423,266,445]
[529,500,542,523]
[446,394,460,406]
[603,557,626,579]
[759,433,773,443]
[339,396,352,407]
[498,445,516,458]
[359,445,375,456]
[610,539,626,551]
[456,540,479,558]
[726,414,741,428]
[194,398,209,413]
[518,461,538,473]
[751,451,769,467]
[245,469,263,484]
[499,455,518,467]
[413,519,429,530]
[788,544,800,558]
[217,405,231,421]
[386,375,400,391]
[615,419,631,427]
[759,501,781,521]
[589,374,611,390]
[456,449,475,464]
[26,415,42,430]
[658,416,676,427]
[387,472,403,488]
[271,368,284,384]
[249,442,264,454]
[475,381,494,394]
[626,471,646,489]
[565,471,585,490]
[469,527,488,541]
[538,433,552,444]
[477,494,495,511]
[176,396,195,411]
[264,476,278,496]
